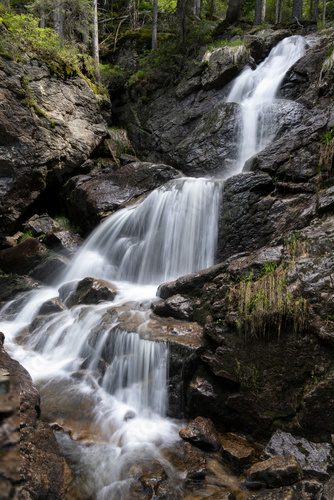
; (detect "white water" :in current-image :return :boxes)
[0,36,307,498]
[227,35,306,172]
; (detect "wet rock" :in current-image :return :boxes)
[62,160,181,232]
[0,336,65,498]
[218,171,314,260]
[0,237,47,275]
[245,29,291,63]
[30,254,68,283]
[38,297,65,315]
[281,36,332,104]
[118,77,243,177]
[23,214,61,236]
[220,432,258,472]
[264,430,334,480]
[44,230,83,255]
[245,456,303,489]
[249,479,324,499]
[179,416,221,451]
[164,441,207,485]
[152,294,196,320]
[157,262,226,300]
[201,44,250,90]
[0,56,108,238]
[60,277,118,307]
[245,110,327,183]
[0,274,40,304]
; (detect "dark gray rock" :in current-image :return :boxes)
[201,44,250,90]
[218,171,316,260]
[152,294,196,320]
[245,29,291,63]
[0,274,40,304]
[23,214,61,236]
[264,430,334,481]
[38,297,65,315]
[0,57,108,238]
[62,161,181,233]
[59,277,118,307]
[30,254,68,284]
[244,110,328,182]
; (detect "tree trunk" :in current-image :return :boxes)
[177,0,189,43]
[225,0,243,23]
[322,0,326,21]
[255,0,263,24]
[193,0,201,17]
[275,0,283,23]
[207,0,215,18]
[53,1,64,38]
[261,0,266,21]
[92,0,100,82]
[152,0,158,49]
[313,0,319,20]
[40,9,46,28]
[293,0,303,22]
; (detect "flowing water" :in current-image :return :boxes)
[0,36,307,498]
[227,35,306,172]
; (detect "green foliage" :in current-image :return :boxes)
[100,63,129,90]
[54,215,80,233]
[207,37,243,50]
[0,4,101,92]
[229,265,309,338]
[320,126,334,145]
[18,230,33,243]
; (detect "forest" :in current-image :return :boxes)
[0,0,334,498]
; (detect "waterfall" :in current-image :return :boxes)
[227,35,306,172]
[0,35,307,499]
[65,177,221,285]
[0,176,222,498]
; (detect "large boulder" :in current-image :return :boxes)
[62,160,181,233]
[264,430,334,480]
[0,56,108,239]
[0,237,68,283]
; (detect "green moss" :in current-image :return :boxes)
[320,127,334,145]
[20,75,56,126]
[207,38,244,50]
[53,215,80,233]
[18,230,33,243]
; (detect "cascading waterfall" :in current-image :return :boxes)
[0,36,307,499]
[227,35,306,172]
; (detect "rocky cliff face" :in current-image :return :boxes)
[0,56,108,239]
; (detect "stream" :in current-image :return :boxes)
[0,35,307,499]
